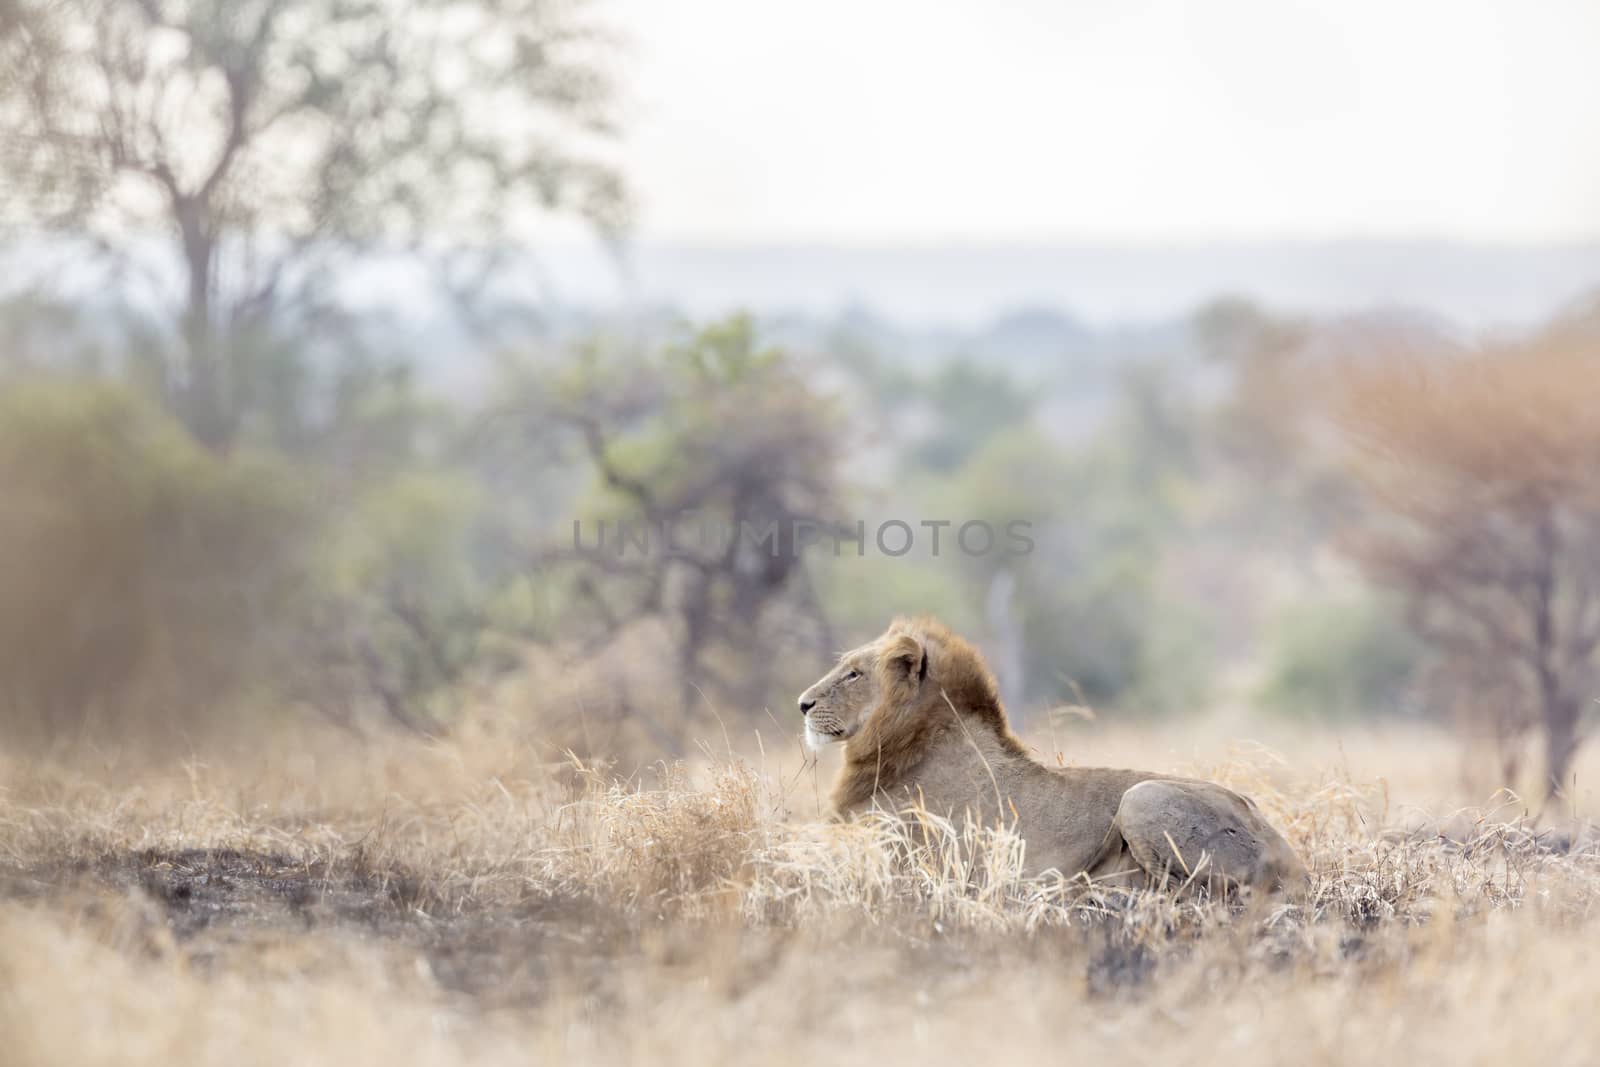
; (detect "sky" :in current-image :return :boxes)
[606,0,1600,244]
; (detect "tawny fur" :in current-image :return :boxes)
[799,617,1308,892]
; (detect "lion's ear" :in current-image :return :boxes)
[879,632,927,696]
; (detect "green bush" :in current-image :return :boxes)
[293,470,498,728]
[1259,593,1421,719]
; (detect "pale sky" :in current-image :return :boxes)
[608,0,1600,243]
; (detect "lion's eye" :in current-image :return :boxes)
[844,669,860,681]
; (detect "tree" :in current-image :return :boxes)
[496,316,845,730]
[0,0,626,447]
[1194,297,1313,478]
[908,359,1035,473]
[1339,322,1600,799]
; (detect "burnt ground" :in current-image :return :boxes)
[0,848,649,1008]
[0,846,1177,1009]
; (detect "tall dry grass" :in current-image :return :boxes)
[1,721,1597,1066]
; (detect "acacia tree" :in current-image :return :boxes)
[1339,317,1600,799]
[0,0,626,447]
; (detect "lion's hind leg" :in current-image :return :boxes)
[1078,821,1144,889]
[1111,780,1305,895]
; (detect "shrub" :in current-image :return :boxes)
[0,379,310,740]
[1260,594,1420,719]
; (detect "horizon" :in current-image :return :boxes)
[525,236,1600,331]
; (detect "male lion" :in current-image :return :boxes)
[799,617,1308,892]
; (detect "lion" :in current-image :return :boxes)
[799,617,1308,893]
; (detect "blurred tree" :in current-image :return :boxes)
[1260,594,1420,720]
[1194,298,1311,468]
[291,469,494,731]
[1111,357,1205,486]
[502,316,845,728]
[1196,298,1377,558]
[1339,325,1600,798]
[909,359,1035,473]
[0,0,626,448]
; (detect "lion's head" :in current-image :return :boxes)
[798,617,1010,758]
[797,637,883,751]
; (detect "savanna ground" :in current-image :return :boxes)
[3,713,1598,1067]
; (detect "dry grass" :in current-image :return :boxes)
[1,721,1598,1067]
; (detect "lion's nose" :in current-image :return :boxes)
[799,698,816,715]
